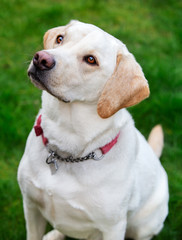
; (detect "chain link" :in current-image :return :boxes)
[46,149,103,170]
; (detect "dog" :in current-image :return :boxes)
[18,20,169,240]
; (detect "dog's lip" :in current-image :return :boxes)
[28,69,71,104]
[59,97,70,103]
[28,69,41,82]
[28,68,49,88]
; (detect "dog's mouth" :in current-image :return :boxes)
[28,68,70,103]
[28,69,47,90]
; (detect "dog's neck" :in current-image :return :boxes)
[40,91,131,157]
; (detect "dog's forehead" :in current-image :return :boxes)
[67,20,100,34]
[48,21,117,45]
[44,21,128,55]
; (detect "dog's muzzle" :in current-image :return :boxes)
[28,51,70,103]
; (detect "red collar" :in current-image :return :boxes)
[34,114,120,156]
[34,115,48,145]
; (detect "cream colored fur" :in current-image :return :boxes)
[18,20,168,240]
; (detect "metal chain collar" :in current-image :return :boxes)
[46,149,104,171]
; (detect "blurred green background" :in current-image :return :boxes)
[0,0,182,239]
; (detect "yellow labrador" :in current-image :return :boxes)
[18,20,168,240]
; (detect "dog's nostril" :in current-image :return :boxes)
[41,59,47,66]
[33,54,39,67]
[34,53,39,61]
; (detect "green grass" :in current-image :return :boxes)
[0,0,182,239]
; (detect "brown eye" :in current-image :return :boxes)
[84,55,97,65]
[56,35,64,44]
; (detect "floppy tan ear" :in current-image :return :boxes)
[97,54,150,118]
[43,26,67,49]
[43,28,61,49]
[43,30,53,49]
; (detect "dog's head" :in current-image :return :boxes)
[28,20,149,118]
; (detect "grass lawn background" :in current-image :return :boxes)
[0,0,182,239]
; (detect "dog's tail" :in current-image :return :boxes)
[148,125,164,158]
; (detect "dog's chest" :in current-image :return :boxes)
[29,164,123,237]
[41,182,94,233]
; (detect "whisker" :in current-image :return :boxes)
[24,60,31,64]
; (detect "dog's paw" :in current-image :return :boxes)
[43,229,65,240]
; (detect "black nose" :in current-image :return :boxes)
[33,51,55,70]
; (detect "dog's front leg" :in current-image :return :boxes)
[23,197,47,240]
[102,220,127,240]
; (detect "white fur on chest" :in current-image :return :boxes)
[24,152,133,239]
